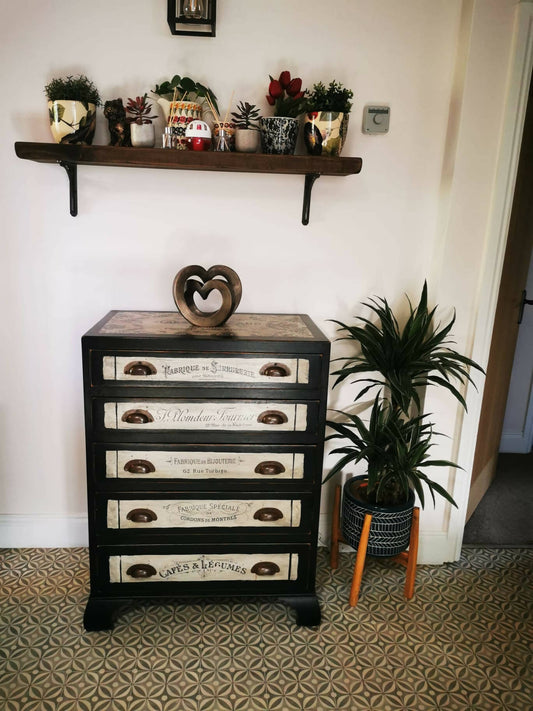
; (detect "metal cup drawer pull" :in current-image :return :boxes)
[126,564,157,579]
[253,507,284,522]
[121,409,154,424]
[251,561,281,576]
[126,508,158,523]
[257,410,288,425]
[123,459,156,474]
[259,363,291,377]
[123,361,157,376]
[254,460,286,476]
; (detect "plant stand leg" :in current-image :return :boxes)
[330,484,341,569]
[404,506,419,599]
[349,512,372,607]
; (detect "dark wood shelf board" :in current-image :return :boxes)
[15,142,362,176]
[14,142,362,224]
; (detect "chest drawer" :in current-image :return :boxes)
[90,351,323,389]
[104,496,304,530]
[93,399,320,440]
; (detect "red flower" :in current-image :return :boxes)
[266,95,275,105]
[279,71,291,89]
[292,91,304,100]
[268,79,283,98]
[308,111,319,119]
[286,78,302,97]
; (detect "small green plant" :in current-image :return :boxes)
[152,75,219,114]
[126,94,158,125]
[44,74,102,107]
[231,101,261,130]
[306,80,353,114]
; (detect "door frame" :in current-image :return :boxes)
[451,2,533,559]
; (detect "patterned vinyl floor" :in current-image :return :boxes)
[0,547,531,711]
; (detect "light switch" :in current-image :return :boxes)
[363,105,390,134]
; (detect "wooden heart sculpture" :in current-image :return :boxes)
[172,265,242,327]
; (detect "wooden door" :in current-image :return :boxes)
[468,70,533,518]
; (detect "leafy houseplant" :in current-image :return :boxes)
[44,74,101,144]
[152,75,219,114]
[126,94,157,147]
[306,80,353,114]
[325,283,484,555]
[231,101,261,130]
[261,70,307,155]
[303,80,353,157]
[231,101,261,153]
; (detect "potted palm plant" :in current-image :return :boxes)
[45,74,101,144]
[304,80,353,157]
[325,283,484,556]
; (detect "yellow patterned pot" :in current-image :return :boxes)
[303,111,348,157]
[48,100,96,144]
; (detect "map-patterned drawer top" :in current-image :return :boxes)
[102,448,306,481]
[99,400,315,433]
[106,498,302,529]
[109,552,299,584]
[97,354,318,386]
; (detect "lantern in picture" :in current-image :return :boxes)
[185,120,212,151]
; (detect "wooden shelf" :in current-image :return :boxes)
[14,142,363,224]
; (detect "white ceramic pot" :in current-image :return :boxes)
[131,122,155,148]
[48,100,96,144]
[235,128,259,153]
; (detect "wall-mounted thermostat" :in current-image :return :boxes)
[363,105,390,134]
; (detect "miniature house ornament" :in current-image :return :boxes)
[173,265,242,327]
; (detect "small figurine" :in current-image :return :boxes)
[103,99,132,147]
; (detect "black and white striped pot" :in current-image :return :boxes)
[341,475,415,557]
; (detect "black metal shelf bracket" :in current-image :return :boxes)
[302,173,320,226]
[59,160,78,216]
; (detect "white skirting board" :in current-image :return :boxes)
[0,514,88,548]
[0,513,449,564]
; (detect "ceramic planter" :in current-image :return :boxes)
[303,111,349,157]
[48,100,96,145]
[260,117,299,155]
[130,122,155,148]
[342,475,415,557]
[235,128,259,153]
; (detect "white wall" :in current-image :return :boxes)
[0,0,518,560]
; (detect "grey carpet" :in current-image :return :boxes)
[463,452,533,545]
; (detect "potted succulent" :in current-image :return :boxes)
[304,80,353,157]
[231,101,261,153]
[126,94,158,147]
[261,70,307,155]
[44,74,101,145]
[325,283,484,557]
[152,75,218,149]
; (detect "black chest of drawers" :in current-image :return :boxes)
[82,311,330,630]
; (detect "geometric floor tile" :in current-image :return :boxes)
[0,547,532,711]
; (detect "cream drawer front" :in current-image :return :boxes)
[109,553,299,583]
[104,401,308,432]
[105,450,304,480]
[103,355,310,384]
[107,499,301,529]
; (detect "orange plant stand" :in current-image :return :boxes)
[330,484,420,607]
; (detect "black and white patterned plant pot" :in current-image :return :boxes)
[342,475,415,557]
[260,117,299,155]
